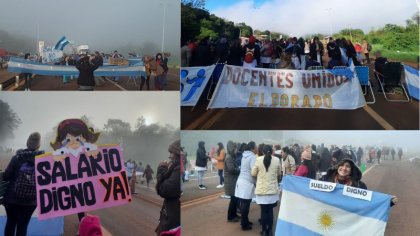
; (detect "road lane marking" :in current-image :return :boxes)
[363,106,395,130]
[181,192,224,209]
[200,109,228,129]
[363,164,376,176]
[104,77,127,91]
[185,109,218,129]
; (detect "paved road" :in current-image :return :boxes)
[181,158,420,236]
[181,62,419,130]
[0,67,179,91]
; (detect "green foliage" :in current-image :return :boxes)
[0,100,21,143]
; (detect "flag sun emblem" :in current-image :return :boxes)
[317,210,335,231]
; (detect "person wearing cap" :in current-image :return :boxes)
[243,36,261,68]
[3,132,45,236]
[294,145,316,179]
[155,140,181,235]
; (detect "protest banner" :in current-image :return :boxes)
[109,57,130,66]
[181,65,216,106]
[8,57,146,77]
[41,49,64,64]
[35,144,130,220]
[276,175,392,236]
[208,65,366,109]
[403,64,419,100]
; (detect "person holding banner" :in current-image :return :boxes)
[251,145,281,236]
[3,132,44,236]
[155,140,181,236]
[76,55,100,91]
[234,141,257,231]
[243,36,260,68]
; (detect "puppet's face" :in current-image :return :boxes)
[63,134,86,150]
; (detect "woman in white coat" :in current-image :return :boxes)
[234,141,257,231]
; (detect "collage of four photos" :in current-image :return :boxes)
[0,0,419,235]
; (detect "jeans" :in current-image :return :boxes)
[140,76,150,90]
[260,203,275,234]
[218,169,224,185]
[4,204,37,236]
[197,170,205,186]
[240,198,252,227]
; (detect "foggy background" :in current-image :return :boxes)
[0,92,180,171]
[0,0,180,64]
[181,130,420,158]
[208,0,418,36]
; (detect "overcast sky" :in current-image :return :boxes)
[207,0,418,36]
[181,131,420,156]
[0,92,179,149]
[0,0,179,55]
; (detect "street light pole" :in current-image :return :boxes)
[325,8,333,36]
[161,1,167,53]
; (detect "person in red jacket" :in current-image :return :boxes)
[294,146,316,179]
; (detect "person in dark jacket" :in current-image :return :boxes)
[3,132,44,236]
[224,141,241,222]
[243,36,261,68]
[356,147,364,167]
[227,39,243,66]
[191,38,211,67]
[143,164,154,188]
[322,158,367,189]
[155,140,181,236]
[76,55,100,91]
[323,158,398,208]
[195,141,210,190]
[318,147,332,178]
[309,37,324,66]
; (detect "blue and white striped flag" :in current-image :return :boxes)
[276,175,391,236]
[54,36,70,51]
[403,64,419,100]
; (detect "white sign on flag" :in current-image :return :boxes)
[208,65,366,110]
[181,65,216,106]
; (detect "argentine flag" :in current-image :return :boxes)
[403,64,419,100]
[54,36,70,51]
[276,176,391,236]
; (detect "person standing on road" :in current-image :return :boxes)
[361,40,371,64]
[398,148,403,161]
[76,54,100,91]
[214,142,225,188]
[376,148,382,164]
[155,140,181,236]
[23,53,32,91]
[294,146,316,179]
[251,145,281,236]
[196,141,210,190]
[235,141,257,231]
[224,141,241,222]
[143,164,155,188]
[391,148,396,160]
[3,132,44,236]
[280,146,296,178]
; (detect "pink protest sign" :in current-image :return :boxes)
[35,144,131,220]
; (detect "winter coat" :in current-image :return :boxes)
[224,153,240,196]
[251,156,281,195]
[76,56,100,86]
[318,149,332,173]
[191,43,211,67]
[144,167,154,181]
[322,159,367,189]
[227,44,243,66]
[214,149,225,170]
[195,142,209,168]
[281,154,296,176]
[234,151,256,200]
[156,161,180,235]
[3,149,44,206]
[309,41,324,60]
[243,43,261,65]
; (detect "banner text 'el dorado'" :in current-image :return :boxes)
[35,145,131,220]
[208,65,366,109]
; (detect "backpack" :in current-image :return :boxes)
[244,47,255,63]
[14,162,36,200]
[367,44,372,52]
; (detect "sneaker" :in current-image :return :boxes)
[216,184,223,188]
[242,225,252,231]
[227,218,239,223]
[198,185,207,190]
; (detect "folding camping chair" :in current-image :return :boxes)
[373,62,410,102]
[307,66,325,70]
[355,66,375,104]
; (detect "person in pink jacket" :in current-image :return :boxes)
[294,146,316,179]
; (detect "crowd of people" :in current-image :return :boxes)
[18,50,170,91]
[190,141,400,235]
[181,35,373,70]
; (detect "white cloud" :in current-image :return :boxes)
[212,0,418,36]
